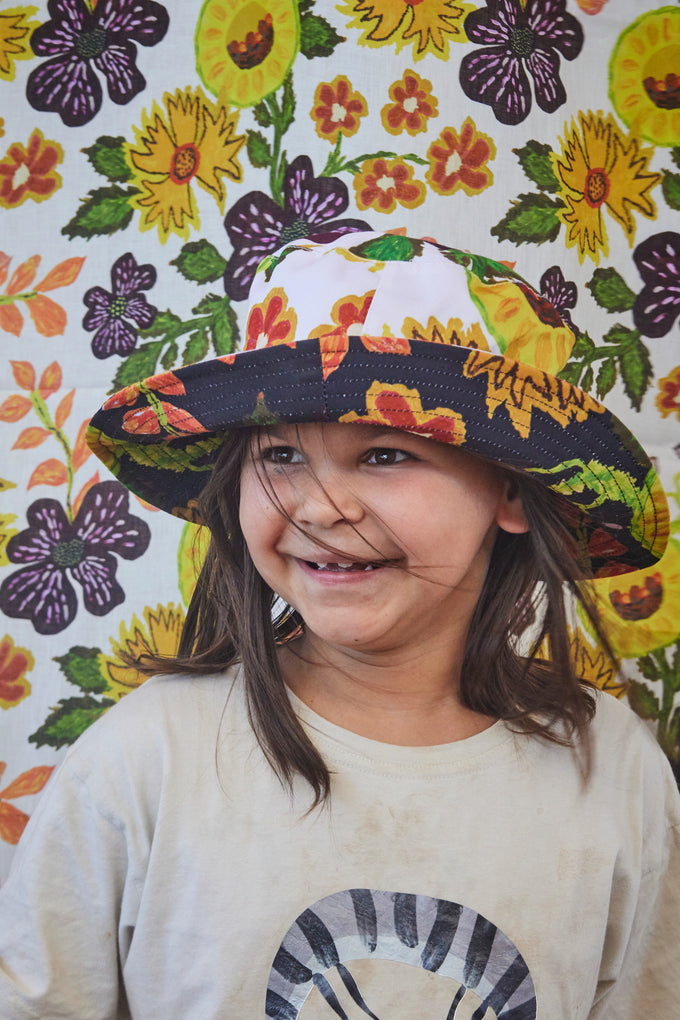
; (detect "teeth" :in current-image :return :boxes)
[309,561,377,572]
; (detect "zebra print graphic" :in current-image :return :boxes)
[266,889,536,1019]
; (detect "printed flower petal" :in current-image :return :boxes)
[0,560,78,635]
[71,552,125,616]
[27,52,102,127]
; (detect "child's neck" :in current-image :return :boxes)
[279,640,496,747]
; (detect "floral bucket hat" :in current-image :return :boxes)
[87,230,669,578]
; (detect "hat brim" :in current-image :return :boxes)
[87,335,669,577]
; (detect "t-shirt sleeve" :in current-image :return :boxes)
[588,750,680,1019]
[0,752,133,1020]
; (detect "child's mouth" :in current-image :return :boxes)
[305,560,388,572]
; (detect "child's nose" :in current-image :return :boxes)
[294,472,364,528]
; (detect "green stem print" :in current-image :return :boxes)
[628,644,680,773]
[29,390,76,521]
[320,134,428,177]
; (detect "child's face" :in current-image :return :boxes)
[239,423,528,661]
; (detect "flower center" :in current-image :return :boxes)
[227,6,273,70]
[445,151,463,176]
[11,162,30,190]
[584,167,610,207]
[403,97,419,114]
[643,72,680,110]
[280,218,311,243]
[331,102,347,123]
[510,25,534,58]
[75,26,108,59]
[51,538,86,569]
[376,174,395,192]
[108,296,128,319]
[170,143,200,184]
[642,45,680,110]
[609,572,663,621]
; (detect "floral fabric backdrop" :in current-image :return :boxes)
[0,0,679,878]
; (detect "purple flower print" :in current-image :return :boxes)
[223,155,371,300]
[0,482,150,636]
[83,252,158,359]
[459,0,583,126]
[632,232,680,339]
[26,0,169,127]
[540,265,577,327]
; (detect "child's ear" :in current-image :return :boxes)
[496,477,530,534]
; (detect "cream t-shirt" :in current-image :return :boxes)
[0,668,677,1019]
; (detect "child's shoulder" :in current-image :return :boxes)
[61,666,246,773]
[588,689,679,821]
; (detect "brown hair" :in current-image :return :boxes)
[138,428,618,807]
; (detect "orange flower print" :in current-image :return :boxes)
[311,76,368,144]
[381,70,438,136]
[0,635,33,709]
[122,401,205,436]
[657,366,680,421]
[462,352,603,439]
[426,119,496,197]
[245,288,298,351]
[340,380,466,445]
[103,383,143,411]
[311,292,375,339]
[354,158,426,214]
[0,253,84,337]
[314,294,413,380]
[0,762,54,845]
[0,130,63,208]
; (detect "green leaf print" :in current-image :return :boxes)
[491,193,563,245]
[586,268,636,313]
[299,7,345,59]
[171,240,228,284]
[247,130,273,169]
[29,695,115,749]
[62,186,136,239]
[53,646,109,694]
[81,136,132,183]
[662,170,680,211]
[512,141,559,192]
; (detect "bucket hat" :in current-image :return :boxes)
[87,230,669,577]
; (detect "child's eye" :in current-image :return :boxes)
[365,447,411,466]
[261,445,303,465]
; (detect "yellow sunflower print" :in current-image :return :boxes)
[0,6,39,82]
[609,7,680,147]
[463,353,604,440]
[337,0,474,61]
[400,315,490,350]
[195,0,299,107]
[103,603,187,700]
[583,539,680,658]
[552,110,660,264]
[126,87,244,243]
[467,275,575,374]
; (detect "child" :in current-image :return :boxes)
[0,231,678,1019]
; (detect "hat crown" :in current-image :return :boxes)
[245,231,575,375]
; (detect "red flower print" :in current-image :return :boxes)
[311,76,368,143]
[657,366,680,422]
[0,636,33,709]
[354,158,426,213]
[381,70,438,136]
[340,380,467,445]
[0,130,62,208]
[426,119,496,197]
[245,289,298,351]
